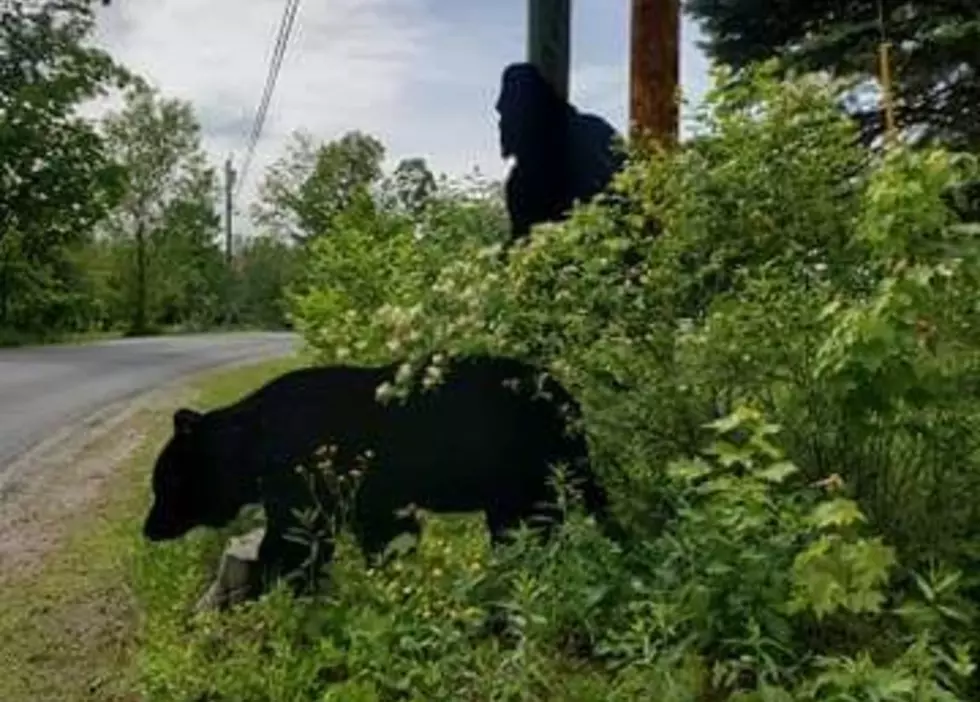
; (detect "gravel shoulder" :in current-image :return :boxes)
[0,383,188,586]
[0,382,190,702]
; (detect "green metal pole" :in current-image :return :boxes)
[527,0,571,101]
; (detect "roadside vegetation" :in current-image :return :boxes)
[3,1,980,701]
[132,65,980,701]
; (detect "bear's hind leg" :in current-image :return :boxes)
[485,494,564,549]
[354,511,423,568]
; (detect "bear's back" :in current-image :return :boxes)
[207,356,583,488]
[374,356,585,484]
[207,364,394,476]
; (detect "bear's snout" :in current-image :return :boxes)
[142,504,184,541]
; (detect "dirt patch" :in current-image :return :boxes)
[0,385,190,587]
[0,388,187,702]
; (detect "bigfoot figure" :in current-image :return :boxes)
[495,62,625,246]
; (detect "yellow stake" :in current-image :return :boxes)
[878,41,898,145]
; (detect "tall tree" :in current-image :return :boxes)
[229,234,300,329]
[150,167,226,328]
[0,0,129,328]
[253,130,386,243]
[685,0,980,150]
[101,87,214,334]
[250,130,317,242]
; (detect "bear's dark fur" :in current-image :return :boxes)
[142,354,610,593]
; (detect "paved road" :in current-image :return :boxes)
[0,332,299,474]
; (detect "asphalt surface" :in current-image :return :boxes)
[0,332,299,475]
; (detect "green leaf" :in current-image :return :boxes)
[808,499,866,529]
[667,457,714,482]
[756,461,799,483]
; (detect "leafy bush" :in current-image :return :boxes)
[295,62,980,572]
[135,62,980,700]
[289,168,508,364]
[132,407,975,701]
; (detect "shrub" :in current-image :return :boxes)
[135,62,980,701]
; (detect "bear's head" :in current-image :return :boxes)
[142,407,246,541]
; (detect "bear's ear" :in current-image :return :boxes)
[173,408,203,435]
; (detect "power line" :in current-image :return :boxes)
[236,0,301,198]
[234,0,302,202]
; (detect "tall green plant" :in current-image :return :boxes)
[293,61,980,575]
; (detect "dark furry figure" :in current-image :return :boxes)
[142,355,612,595]
[496,62,625,245]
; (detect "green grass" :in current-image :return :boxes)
[0,328,123,349]
[0,323,292,349]
[0,356,305,702]
[129,500,684,702]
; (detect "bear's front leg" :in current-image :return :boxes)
[258,512,336,596]
[258,468,337,597]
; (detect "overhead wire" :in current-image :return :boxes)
[234,0,302,202]
[235,0,301,198]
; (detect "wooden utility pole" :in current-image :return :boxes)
[224,157,235,265]
[629,0,680,146]
[527,0,571,100]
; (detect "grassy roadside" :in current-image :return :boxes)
[11,351,912,702]
[0,323,292,349]
[2,349,936,701]
[0,353,650,701]
[0,357,304,702]
[0,328,123,349]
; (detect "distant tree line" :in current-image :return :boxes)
[0,0,300,344]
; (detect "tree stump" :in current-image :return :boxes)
[194,526,266,613]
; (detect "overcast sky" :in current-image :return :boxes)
[91,0,712,226]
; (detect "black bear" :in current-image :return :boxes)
[495,62,626,246]
[142,354,610,593]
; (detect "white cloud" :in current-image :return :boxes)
[90,1,712,235]
[92,0,439,228]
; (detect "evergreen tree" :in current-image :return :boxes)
[686,0,980,150]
